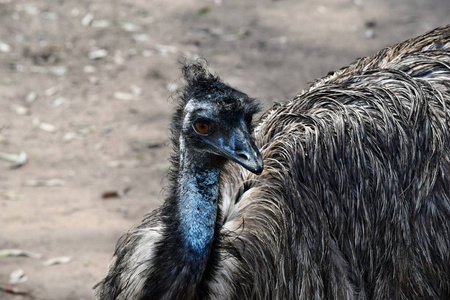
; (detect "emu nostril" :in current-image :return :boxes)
[237,152,249,161]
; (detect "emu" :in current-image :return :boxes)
[95,26,450,299]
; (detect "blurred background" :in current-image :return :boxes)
[0,0,448,299]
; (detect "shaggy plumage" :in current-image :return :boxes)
[95,25,450,299]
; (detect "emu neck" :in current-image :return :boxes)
[178,147,220,262]
[142,139,223,298]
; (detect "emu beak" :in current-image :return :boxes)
[219,127,264,175]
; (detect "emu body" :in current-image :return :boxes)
[95,26,450,299]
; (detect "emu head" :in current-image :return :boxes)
[174,62,264,174]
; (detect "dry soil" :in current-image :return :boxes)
[0,0,449,299]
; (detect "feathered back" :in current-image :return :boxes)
[218,25,450,299]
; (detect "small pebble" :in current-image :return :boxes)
[118,206,129,217]
[50,66,68,76]
[155,44,178,56]
[113,92,134,101]
[25,91,38,102]
[89,49,108,60]
[0,42,11,53]
[23,4,39,16]
[83,65,96,73]
[92,20,110,28]
[81,13,94,27]
[127,48,138,57]
[63,132,78,141]
[70,8,80,17]
[120,22,139,32]
[13,105,29,115]
[132,33,149,43]
[41,11,58,20]
[45,86,60,97]
[130,85,142,96]
[38,122,57,132]
[52,97,65,107]
[365,29,376,39]
[15,34,24,42]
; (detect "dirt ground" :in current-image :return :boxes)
[0,0,448,299]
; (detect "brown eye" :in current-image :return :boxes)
[194,121,211,134]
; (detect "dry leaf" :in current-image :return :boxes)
[101,187,131,199]
[9,269,28,284]
[43,256,72,266]
[0,249,42,258]
[1,284,30,296]
[24,179,66,187]
[0,151,27,169]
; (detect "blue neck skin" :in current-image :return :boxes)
[178,151,220,261]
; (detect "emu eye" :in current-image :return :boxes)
[194,121,211,134]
